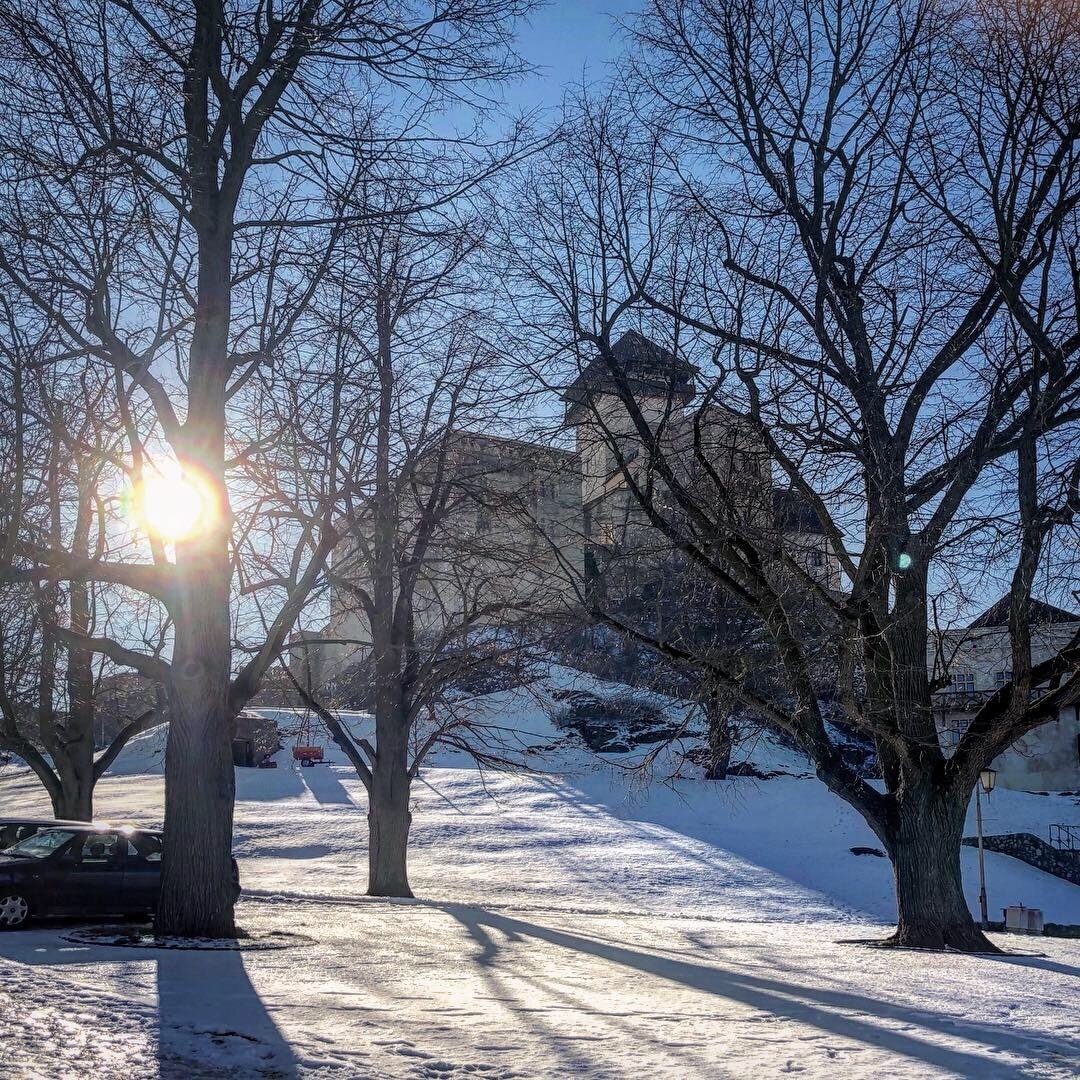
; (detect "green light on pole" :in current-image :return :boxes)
[897,552,913,570]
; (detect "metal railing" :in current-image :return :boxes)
[1048,824,1080,851]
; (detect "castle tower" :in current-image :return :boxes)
[561,331,844,596]
[562,331,697,549]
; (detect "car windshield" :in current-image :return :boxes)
[2,829,77,859]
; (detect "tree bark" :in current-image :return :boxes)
[155,627,237,937]
[51,750,94,821]
[367,731,413,898]
[55,565,96,821]
[882,783,997,952]
[154,385,237,937]
[151,138,238,934]
[704,697,733,780]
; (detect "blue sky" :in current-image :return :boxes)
[504,2,643,115]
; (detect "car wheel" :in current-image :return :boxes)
[0,893,30,929]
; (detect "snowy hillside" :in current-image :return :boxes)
[0,667,1078,1078]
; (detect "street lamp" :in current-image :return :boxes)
[975,768,997,929]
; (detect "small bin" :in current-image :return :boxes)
[1003,905,1044,934]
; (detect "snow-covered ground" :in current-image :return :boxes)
[1,670,1078,1078]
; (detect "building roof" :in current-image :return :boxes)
[448,429,576,461]
[968,596,1079,629]
[562,332,696,422]
[772,488,826,535]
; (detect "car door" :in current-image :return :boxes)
[47,832,126,915]
[120,833,162,913]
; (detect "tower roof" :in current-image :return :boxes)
[562,331,696,423]
[968,596,1078,629]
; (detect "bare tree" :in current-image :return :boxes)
[0,0,532,936]
[504,0,1080,950]
[0,318,164,819]
[286,201,577,896]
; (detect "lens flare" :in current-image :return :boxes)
[124,460,216,543]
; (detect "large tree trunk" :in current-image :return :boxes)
[367,728,413,897]
[155,591,237,937]
[883,783,996,952]
[153,206,238,937]
[51,746,94,821]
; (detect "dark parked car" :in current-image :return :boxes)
[0,824,241,929]
[0,818,110,851]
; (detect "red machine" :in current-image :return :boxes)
[292,710,329,766]
[292,745,324,767]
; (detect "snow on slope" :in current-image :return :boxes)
[102,722,169,777]
[0,667,1078,1078]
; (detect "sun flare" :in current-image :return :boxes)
[126,460,216,543]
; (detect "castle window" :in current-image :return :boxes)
[809,550,824,569]
[950,672,976,694]
[994,670,1012,689]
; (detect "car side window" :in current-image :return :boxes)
[127,834,162,863]
[77,833,123,865]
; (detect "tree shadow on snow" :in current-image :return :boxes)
[297,765,357,808]
[978,950,1080,980]
[531,773,893,922]
[234,764,307,802]
[439,904,1079,1078]
[155,945,298,1078]
[0,928,298,1078]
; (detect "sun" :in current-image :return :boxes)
[126,460,216,543]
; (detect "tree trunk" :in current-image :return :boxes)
[367,730,413,897]
[51,747,94,821]
[153,212,237,938]
[883,784,997,952]
[154,551,237,938]
[704,697,733,780]
[56,570,96,822]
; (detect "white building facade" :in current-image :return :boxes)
[931,598,1080,791]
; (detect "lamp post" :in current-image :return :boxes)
[975,767,997,929]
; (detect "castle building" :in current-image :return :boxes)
[313,430,582,681]
[305,332,1078,791]
[316,331,842,680]
[562,331,842,593]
